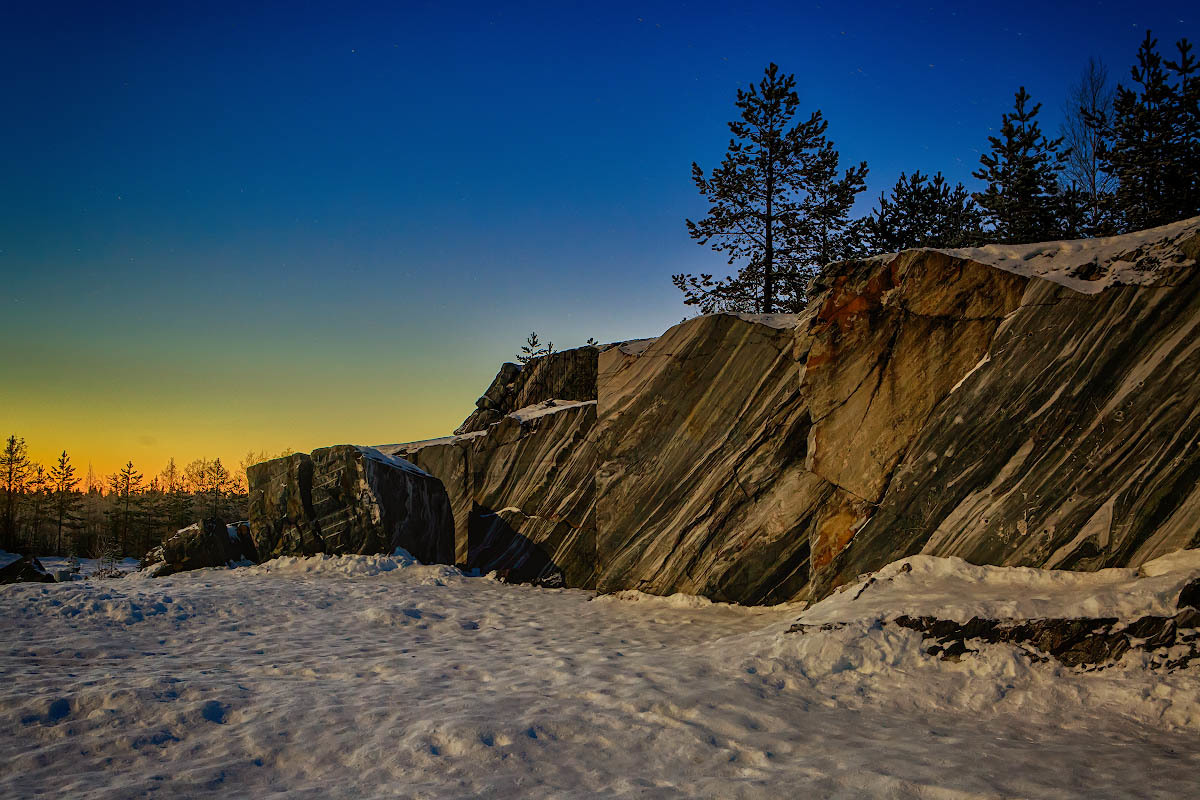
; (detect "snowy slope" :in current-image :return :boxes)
[1,552,1198,798]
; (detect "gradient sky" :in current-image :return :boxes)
[1,0,1195,477]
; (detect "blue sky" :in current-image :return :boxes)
[1,0,1194,472]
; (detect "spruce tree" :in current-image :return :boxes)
[865,171,986,252]
[973,87,1070,244]
[108,461,143,555]
[1,435,31,552]
[517,332,553,364]
[49,450,81,555]
[677,63,867,313]
[24,465,48,551]
[1089,33,1200,230]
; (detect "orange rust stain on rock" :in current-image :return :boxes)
[812,510,859,571]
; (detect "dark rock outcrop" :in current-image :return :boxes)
[454,347,599,434]
[886,610,1200,669]
[247,445,454,564]
[0,555,55,584]
[388,400,598,585]
[1179,577,1200,611]
[144,519,258,577]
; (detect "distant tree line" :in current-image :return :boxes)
[0,434,287,561]
[676,32,1200,313]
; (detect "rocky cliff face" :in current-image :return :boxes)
[454,347,599,434]
[385,400,599,585]
[368,217,1200,603]
[247,445,454,564]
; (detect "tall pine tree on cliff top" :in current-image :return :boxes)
[973,87,1069,244]
[676,63,867,313]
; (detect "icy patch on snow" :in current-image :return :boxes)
[938,215,1200,294]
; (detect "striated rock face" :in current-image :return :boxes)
[387,400,598,586]
[247,446,454,564]
[144,519,258,577]
[375,217,1200,604]
[454,348,598,434]
[593,313,828,604]
[810,218,1200,597]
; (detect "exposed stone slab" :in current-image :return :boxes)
[391,401,598,585]
[144,519,258,577]
[247,445,454,564]
[811,226,1200,598]
[454,347,599,434]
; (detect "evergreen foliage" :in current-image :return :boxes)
[676,63,867,314]
[49,451,82,554]
[517,332,554,364]
[1,435,32,552]
[864,171,986,251]
[1087,33,1200,231]
[973,87,1071,244]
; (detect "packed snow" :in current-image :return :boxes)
[2,550,1198,798]
[939,215,1200,294]
[1,550,140,578]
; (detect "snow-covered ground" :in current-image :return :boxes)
[0,550,140,578]
[2,551,1198,798]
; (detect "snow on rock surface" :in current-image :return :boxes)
[801,549,1200,626]
[2,552,1199,798]
[939,215,1200,294]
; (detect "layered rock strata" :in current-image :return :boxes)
[334,217,1200,603]
[144,519,258,577]
[454,347,599,435]
[247,446,454,564]
[385,400,598,585]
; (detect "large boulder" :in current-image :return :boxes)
[0,555,55,584]
[143,519,257,577]
[247,445,454,564]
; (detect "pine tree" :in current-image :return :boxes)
[205,459,231,518]
[676,63,868,313]
[1,435,32,552]
[1088,33,1200,230]
[973,87,1070,244]
[864,171,986,252]
[49,450,82,555]
[108,461,143,555]
[24,464,49,551]
[517,332,553,364]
